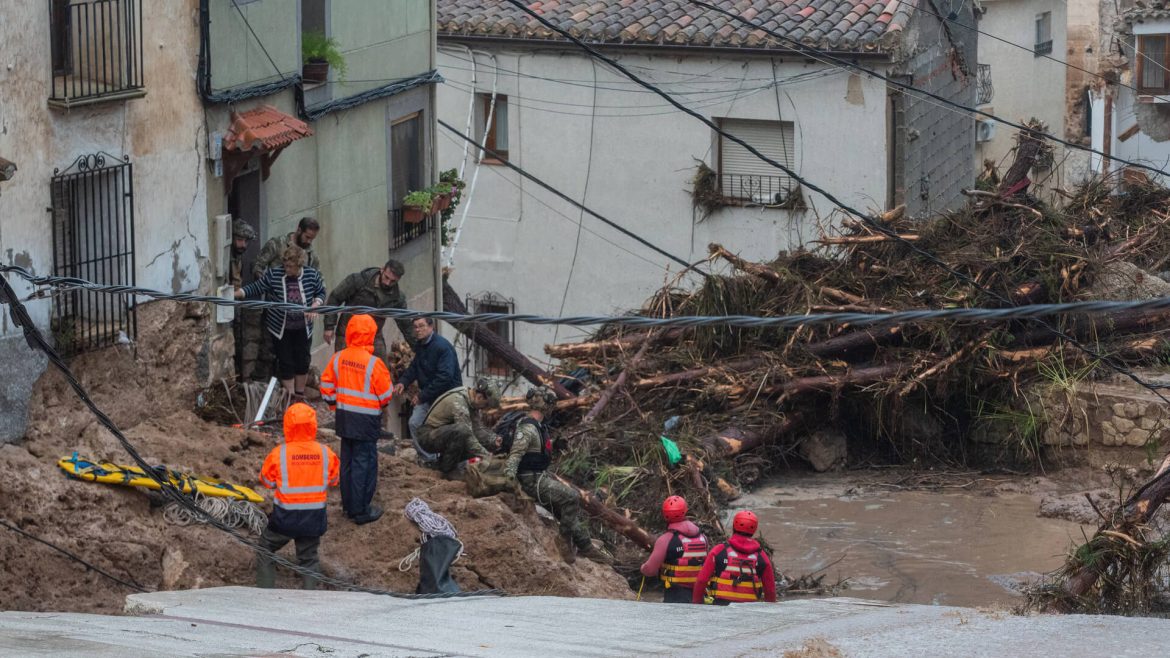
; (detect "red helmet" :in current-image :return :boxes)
[662,496,688,523]
[732,510,758,535]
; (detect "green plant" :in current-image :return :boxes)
[440,168,465,188]
[402,189,433,209]
[301,31,347,80]
[430,181,453,196]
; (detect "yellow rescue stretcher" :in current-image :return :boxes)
[58,453,264,503]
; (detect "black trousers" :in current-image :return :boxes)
[272,326,311,379]
[340,438,378,518]
[663,585,696,604]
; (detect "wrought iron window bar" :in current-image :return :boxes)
[49,0,145,108]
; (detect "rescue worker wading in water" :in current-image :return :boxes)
[639,496,709,603]
[692,510,778,604]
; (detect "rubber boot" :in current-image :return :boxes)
[256,558,276,588]
[301,573,319,590]
[578,541,615,566]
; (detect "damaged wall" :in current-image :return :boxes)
[893,0,979,218]
[1100,17,1170,183]
[0,2,209,442]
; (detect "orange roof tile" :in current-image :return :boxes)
[224,105,313,153]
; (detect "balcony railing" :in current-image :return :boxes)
[388,207,432,250]
[719,173,796,206]
[977,63,994,105]
[49,0,145,108]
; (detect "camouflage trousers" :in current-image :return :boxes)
[518,471,591,551]
[415,422,490,474]
[237,308,275,381]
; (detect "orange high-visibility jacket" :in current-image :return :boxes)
[260,403,339,537]
[320,314,393,440]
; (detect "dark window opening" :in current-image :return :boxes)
[48,0,145,107]
[467,293,514,377]
[1137,35,1170,95]
[389,112,430,249]
[50,152,137,357]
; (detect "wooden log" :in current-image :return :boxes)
[999,122,1047,196]
[1011,282,1045,305]
[552,474,655,551]
[1011,309,1170,347]
[544,328,683,359]
[816,234,920,245]
[708,243,782,284]
[443,280,573,400]
[712,363,904,400]
[699,415,802,459]
[632,356,766,389]
[804,326,903,359]
[583,332,655,423]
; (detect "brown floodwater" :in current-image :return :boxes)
[752,485,1092,607]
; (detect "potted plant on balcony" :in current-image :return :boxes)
[431,181,454,211]
[302,31,347,84]
[402,189,433,224]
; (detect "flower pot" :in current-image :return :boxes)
[436,193,452,211]
[302,60,329,84]
[403,206,426,224]
[430,196,443,214]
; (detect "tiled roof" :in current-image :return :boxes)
[1117,3,1170,31]
[224,105,313,153]
[437,0,914,53]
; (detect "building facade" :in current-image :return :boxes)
[436,0,976,379]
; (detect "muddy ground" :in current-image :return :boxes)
[0,303,630,614]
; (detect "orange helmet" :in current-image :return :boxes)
[732,510,758,535]
[662,495,688,523]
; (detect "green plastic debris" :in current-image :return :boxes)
[660,435,683,466]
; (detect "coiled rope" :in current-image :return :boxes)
[162,491,268,535]
[398,498,464,572]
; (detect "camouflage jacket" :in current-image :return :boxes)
[505,420,543,480]
[253,232,319,279]
[322,267,412,341]
[423,387,495,445]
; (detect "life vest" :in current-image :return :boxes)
[517,418,552,473]
[706,544,764,602]
[660,530,709,588]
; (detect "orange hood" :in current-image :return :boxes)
[283,402,318,443]
[345,313,377,353]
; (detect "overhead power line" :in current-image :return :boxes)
[0,518,148,593]
[686,0,1168,178]
[0,274,502,600]
[9,264,1170,331]
[499,0,1170,403]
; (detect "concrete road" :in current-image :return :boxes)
[0,587,1165,656]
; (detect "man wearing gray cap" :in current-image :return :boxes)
[323,259,412,358]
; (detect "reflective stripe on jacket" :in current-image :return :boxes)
[320,314,393,440]
[660,530,709,588]
[708,546,764,602]
[270,443,331,510]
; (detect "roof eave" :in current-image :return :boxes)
[436,32,896,61]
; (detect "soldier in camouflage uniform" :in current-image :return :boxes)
[505,386,614,565]
[241,217,321,381]
[322,259,413,357]
[414,379,499,476]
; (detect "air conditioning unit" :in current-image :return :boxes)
[976,118,997,143]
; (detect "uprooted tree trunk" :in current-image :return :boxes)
[999,119,1049,196]
[443,279,574,399]
[553,474,654,551]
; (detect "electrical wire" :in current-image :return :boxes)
[686,0,1168,179]
[230,0,286,82]
[0,517,148,593]
[437,120,708,276]
[0,274,502,600]
[501,0,1170,402]
[14,264,1170,331]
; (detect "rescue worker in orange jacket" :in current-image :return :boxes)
[692,510,778,604]
[640,496,709,603]
[256,403,340,590]
[319,314,393,525]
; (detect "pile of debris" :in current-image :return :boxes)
[480,134,1170,543]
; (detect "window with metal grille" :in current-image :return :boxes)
[49,153,137,357]
[977,63,994,105]
[389,112,430,249]
[48,0,145,108]
[1034,12,1053,56]
[466,293,513,377]
[1137,35,1170,95]
[717,118,797,205]
[477,94,509,162]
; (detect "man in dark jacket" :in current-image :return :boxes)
[322,259,413,357]
[395,317,462,461]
